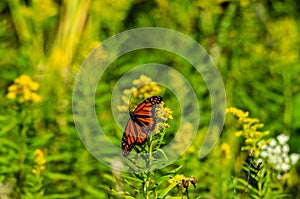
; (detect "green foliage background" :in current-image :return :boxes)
[0,0,300,198]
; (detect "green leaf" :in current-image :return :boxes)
[42,193,79,199]
[45,172,76,181]
[158,183,177,198]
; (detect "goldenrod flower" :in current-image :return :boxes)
[132,75,152,86]
[156,103,173,121]
[240,0,250,7]
[168,174,185,184]
[7,75,42,103]
[117,74,172,134]
[226,107,269,155]
[22,0,57,22]
[221,143,231,160]
[187,145,196,153]
[154,102,173,133]
[117,75,161,112]
[226,107,249,123]
[164,107,173,120]
[32,149,46,176]
[169,175,196,189]
[34,149,46,165]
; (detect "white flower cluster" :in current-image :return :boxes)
[259,134,299,173]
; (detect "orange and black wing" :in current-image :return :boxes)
[122,119,147,156]
[132,96,162,131]
[122,96,162,156]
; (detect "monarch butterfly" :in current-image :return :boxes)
[122,96,163,156]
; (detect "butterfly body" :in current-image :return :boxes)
[122,96,162,156]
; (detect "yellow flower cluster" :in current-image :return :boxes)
[163,106,173,121]
[131,75,161,104]
[221,143,231,161]
[168,174,196,189]
[226,107,249,123]
[22,0,57,22]
[268,18,298,67]
[154,102,173,132]
[117,75,161,112]
[226,107,270,156]
[117,74,173,134]
[32,149,46,176]
[156,102,173,120]
[168,174,186,184]
[7,75,41,103]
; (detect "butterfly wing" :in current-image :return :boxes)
[122,119,138,156]
[122,96,163,156]
[132,96,162,131]
[122,118,148,156]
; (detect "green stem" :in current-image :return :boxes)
[18,107,29,198]
[144,172,151,199]
[6,0,31,45]
[242,157,253,198]
[148,135,154,168]
[186,187,189,199]
[283,71,292,135]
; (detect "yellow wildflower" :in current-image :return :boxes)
[117,75,160,109]
[163,123,170,129]
[164,107,173,120]
[123,89,133,96]
[187,145,196,153]
[226,107,249,123]
[6,91,16,99]
[32,149,46,176]
[226,107,269,155]
[169,175,196,189]
[7,75,42,103]
[34,149,46,165]
[168,174,185,184]
[240,0,250,7]
[132,75,152,86]
[117,74,172,134]
[221,143,231,160]
[268,18,298,66]
[116,105,128,112]
[154,103,173,133]
[22,0,57,22]
[119,75,161,110]
[156,103,173,121]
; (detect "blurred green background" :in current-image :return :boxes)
[0,0,300,198]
